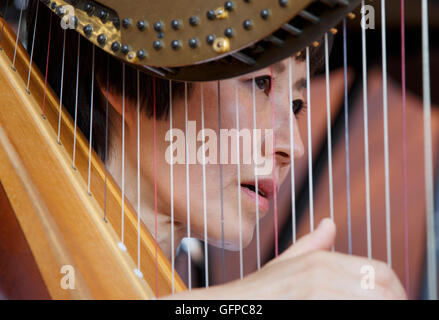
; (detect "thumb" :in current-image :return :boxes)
[277,218,336,262]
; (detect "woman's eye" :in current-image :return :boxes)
[254,76,272,96]
[292,99,306,116]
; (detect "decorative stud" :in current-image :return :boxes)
[312,41,320,47]
[207,10,216,20]
[113,18,120,29]
[243,19,253,30]
[215,7,228,19]
[260,9,270,20]
[127,52,136,61]
[98,10,108,22]
[97,34,107,45]
[137,50,147,60]
[347,12,356,20]
[188,38,199,48]
[279,0,289,7]
[206,34,215,45]
[55,5,63,16]
[212,37,230,53]
[330,28,338,35]
[122,18,132,28]
[121,45,130,55]
[85,3,94,14]
[71,16,78,28]
[189,16,199,26]
[224,27,234,38]
[83,24,93,37]
[171,19,181,30]
[111,41,121,52]
[224,1,234,11]
[154,21,164,32]
[137,20,147,31]
[171,40,181,50]
[153,40,163,50]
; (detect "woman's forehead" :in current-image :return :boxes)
[237,57,306,80]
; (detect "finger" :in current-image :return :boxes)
[288,252,406,300]
[277,218,336,262]
[326,252,407,299]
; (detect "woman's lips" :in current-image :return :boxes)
[240,179,275,213]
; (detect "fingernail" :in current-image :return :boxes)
[317,218,330,230]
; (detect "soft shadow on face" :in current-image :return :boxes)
[108,57,306,252]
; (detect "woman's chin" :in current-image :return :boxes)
[206,227,255,251]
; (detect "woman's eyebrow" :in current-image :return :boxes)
[294,78,307,91]
[273,61,286,73]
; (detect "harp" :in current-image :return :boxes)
[0,0,437,300]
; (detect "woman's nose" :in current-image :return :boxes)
[291,128,304,159]
[274,136,304,166]
[273,118,305,165]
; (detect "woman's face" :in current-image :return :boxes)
[128,57,306,250]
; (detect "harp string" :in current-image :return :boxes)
[26,0,39,93]
[56,29,66,144]
[11,0,24,70]
[421,0,437,300]
[270,66,279,256]
[104,55,110,222]
[184,81,192,290]
[324,33,335,248]
[41,12,52,117]
[136,70,141,270]
[200,83,209,287]
[169,79,175,294]
[218,80,226,283]
[288,57,296,245]
[380,0,392,268]
[342,18,352,255]
[361,0,372,260]
[153,76,158,293]
[235,85,244,278]
[306,47,314,232]
[72,34,80,170]
[400,0,410,296]
[118,63,127,251]
[134,69,143,279]
[87,45,95,195]
[252,77,261,268]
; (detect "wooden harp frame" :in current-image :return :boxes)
[0,15,185,299]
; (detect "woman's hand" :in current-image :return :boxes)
[166,218,406,300]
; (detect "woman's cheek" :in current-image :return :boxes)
[279,166,291,187]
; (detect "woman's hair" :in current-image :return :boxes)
[26,1,329,161]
